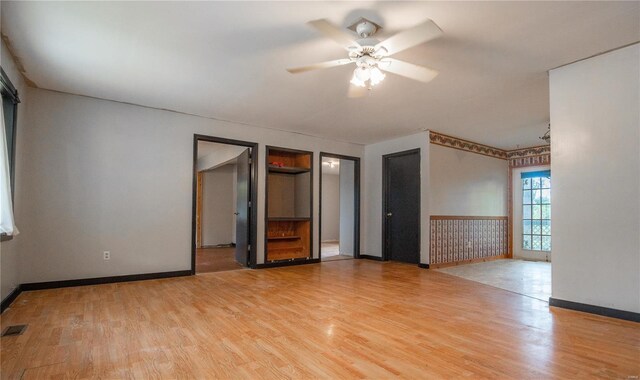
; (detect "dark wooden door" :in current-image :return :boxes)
[383,149,421,264]
[235,149,251,266]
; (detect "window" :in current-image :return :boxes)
[522,170,550,251]
[1,67,19,193]
[0,67,20,239]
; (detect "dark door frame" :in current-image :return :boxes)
[382,148,421,262]
[192,134,259,273]
[318,152,361,261]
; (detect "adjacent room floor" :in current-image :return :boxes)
[435,259,551,301]
[321,241,353,262]
[2,260,637,378]
[196,247,244,273]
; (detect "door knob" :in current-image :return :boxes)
[234,212,239,215]
[386,212,392,217]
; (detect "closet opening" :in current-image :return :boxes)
[319,153,360,262]
[191,135,258,273]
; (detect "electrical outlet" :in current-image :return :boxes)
[103,251,110,261]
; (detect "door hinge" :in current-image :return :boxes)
[247,245,251,251]
[248,201,252,208]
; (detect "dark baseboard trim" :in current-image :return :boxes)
[1,285,22,313]
[254,258,320,269]
[359,254,383,261]
[418,263,430,269]
[549,297,640,323]
[21,270,192,291]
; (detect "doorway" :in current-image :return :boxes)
[382,149,421,264]
[192,135,258,273]
[319,153,360,262]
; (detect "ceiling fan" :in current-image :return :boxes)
[287,17,443,97]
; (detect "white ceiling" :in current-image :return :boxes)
[2,1,638,149]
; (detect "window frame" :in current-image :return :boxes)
[1,67,20,242]
[521,172,551,252]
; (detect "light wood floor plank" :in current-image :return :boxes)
[1,260,638,379]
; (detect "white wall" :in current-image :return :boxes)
[339,159,355,256]
[321,172,340,241]
[512,165,551,261]
[429,144,508,216]
[549,44,639,313]
[1,40,29,301]
[197,144,246,172]
[363,132,430,262]
[15,88,363,283]
[201,164,235,246]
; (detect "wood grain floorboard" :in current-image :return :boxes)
[1,260,638,379]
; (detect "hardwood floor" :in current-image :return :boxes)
[196,247,243,273]
[436,259,551,301]
[1,260,638,379]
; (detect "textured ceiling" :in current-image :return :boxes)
[2,1,638,149]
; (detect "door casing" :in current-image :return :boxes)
[191,135,258,273]
[382,148,421,263]
[318,152,361,261]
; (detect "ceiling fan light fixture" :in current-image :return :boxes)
[354,66,371,81]
[370,67,385,86]
[350,75,366,88]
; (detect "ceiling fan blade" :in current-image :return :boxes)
[287,59,353,74]
[379,58,439,83]
[374,19,442,56]
[348,84,369,98]
[308,19,361,51]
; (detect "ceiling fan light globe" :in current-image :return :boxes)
[370,67,386,85]
[354,67,371,81]
[350,75,366,88]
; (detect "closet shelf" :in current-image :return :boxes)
[267,235,301,240]
[268,165,310,174]
[267,246,304,252]
[268,217,311,222]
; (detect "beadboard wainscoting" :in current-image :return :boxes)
[429,216,508,267]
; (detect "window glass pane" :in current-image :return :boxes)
[523,190,532,205]
[542,236,551,251]
[541,205,551,219]
[532,177,541,189]
[532,235,542,250]
[542,220,551,235]
[523,206,531,220]
[523,220,532,234]
[522,178,530,190]
[532,190,541,204]
[523,235,532,250]
[541,177,551,189]
[541,189,551,204]
[532,220,542,234]
[532,205,541,219]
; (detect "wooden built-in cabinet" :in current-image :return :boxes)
[265,147,313,262]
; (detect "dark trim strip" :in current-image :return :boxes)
[1,285,22,313]
[418,263,430,269]
[255,258,320,269]
[430,215,507,220]
[192,135,259,271]
[549,297,640,323]
[21,270,191,291]
[318,152,361,261]
[359,254,384,261]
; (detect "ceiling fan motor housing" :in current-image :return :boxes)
[356,21,377,38]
